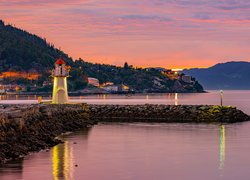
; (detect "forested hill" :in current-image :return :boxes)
[0,20,204,92]
[0,20,74,72]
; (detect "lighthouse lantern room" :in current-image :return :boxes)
[52,58,70,104]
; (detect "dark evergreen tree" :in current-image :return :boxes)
[124,62,129,69]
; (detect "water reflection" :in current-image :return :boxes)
[0,159,24,180]
[174,93,178,105]
[219,125,226,170]
[1,123,249,180]
[52,142,74,180]
[52,128,91,180]
[102,94,107,99]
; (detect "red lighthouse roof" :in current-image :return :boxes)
[55,58,66,65]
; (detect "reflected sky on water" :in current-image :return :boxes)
[1,91,250,179]
[0,123,250,180]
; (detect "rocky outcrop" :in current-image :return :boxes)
[89,104,250,123]
[0,104,94,163]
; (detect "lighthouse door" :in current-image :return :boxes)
[57,89,66,103]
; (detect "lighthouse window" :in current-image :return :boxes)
[60,67,62,75]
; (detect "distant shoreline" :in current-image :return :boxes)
[2,90,207,96]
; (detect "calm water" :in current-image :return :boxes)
[1,91,250,180]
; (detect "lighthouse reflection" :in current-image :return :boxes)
[51,128,91,180]
[52,141,74,180]
[49,125,228,178]
[219,125,226,170]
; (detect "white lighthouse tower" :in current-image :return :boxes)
[52,58,70,104]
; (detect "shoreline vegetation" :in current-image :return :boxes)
[0,103,249,164]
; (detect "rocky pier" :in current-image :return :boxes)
[0,104,249,163]
[0,104,94,164]
[89,104,250,123]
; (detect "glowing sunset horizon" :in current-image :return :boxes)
[1,0,250,69]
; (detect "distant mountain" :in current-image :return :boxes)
[183,61,250,90]
[0,20,203,93]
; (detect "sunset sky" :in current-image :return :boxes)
[1,0,250,68]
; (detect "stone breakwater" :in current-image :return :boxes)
[0,104,94,163]
[0,104,249,163]
[89,104,250,123]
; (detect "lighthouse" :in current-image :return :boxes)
[52,58,70,104]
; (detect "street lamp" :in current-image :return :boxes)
[220,90,223,106]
